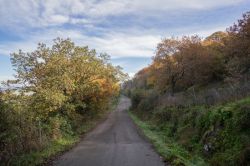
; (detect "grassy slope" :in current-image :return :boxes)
[129,111,206,166]
[129,97,250,166]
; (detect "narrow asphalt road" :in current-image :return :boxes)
[54,96,165,166]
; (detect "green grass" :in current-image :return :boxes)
[129,96,250,165]
[129,111,207,166]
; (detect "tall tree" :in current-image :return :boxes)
[226,12,250,78]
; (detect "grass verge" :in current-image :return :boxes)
[129,111,207,166]
[10,136,78,166]
[9,98,119,166]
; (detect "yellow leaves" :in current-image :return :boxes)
[113,82,120,92]
[92,78,118,98]
[147,75,156,87]
[8,38,126,118]
[203,31,228,48]
[33,88,68,115]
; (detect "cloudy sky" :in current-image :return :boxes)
[0,0,250,81]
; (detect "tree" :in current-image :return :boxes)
[1,38,127,161]
[9,38,125,117]
[225,12,250,78]
[153,38,184,95]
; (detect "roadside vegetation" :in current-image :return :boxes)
[0,38,126,165]
[124,12,250,165]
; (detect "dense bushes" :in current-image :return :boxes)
[0,38,126,165]
[130,93,250,165]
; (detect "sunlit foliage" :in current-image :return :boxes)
[0,38,127,164]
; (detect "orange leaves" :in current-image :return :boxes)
[130,31,235,95]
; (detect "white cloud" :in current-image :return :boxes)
[0,22,230,59]
[0,0,245,28]
[92,33,161,57]
[48,15,69,25]
[0,29,161,58]
[70,18,90,24]
[88,0,130,17]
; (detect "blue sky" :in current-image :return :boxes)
[0,0,250,81]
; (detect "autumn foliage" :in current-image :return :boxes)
[124,12,250,165]
[0,38,126,164]
[126,11,250,96]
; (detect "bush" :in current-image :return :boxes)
[131,94,250,165]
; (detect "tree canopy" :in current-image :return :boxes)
[0,38,127,163]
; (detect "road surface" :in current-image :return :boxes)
[54,96,165,166]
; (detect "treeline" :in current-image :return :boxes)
[124,12,250,165]
[0,38,126,164]
[125,12,250,103]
